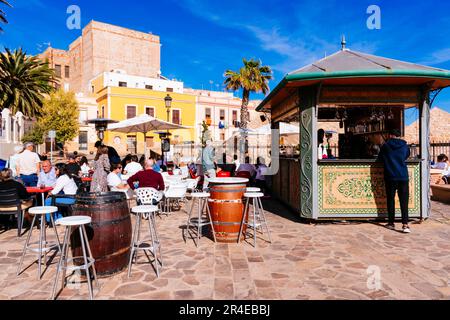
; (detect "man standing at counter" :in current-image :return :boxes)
[378,129,411,233]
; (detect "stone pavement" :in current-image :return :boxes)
[0,199,449,300]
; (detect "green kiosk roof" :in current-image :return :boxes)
[257,49,450,111]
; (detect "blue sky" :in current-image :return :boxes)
[2,0,450,124]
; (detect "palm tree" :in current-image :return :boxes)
[0,0,12,33]
[0,48,56,117]
[224,58,272,154]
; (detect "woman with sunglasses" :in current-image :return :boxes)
[107,163,132,199]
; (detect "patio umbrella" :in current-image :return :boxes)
[107,114,190,157]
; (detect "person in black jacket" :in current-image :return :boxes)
[377,129,411,233]
[95,141,121,165]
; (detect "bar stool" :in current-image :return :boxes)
[128,205,162,278]
[17,206,61,280]
[238,193,272,248]
[246,187,261,193]
[51,216,99,300]
[184,192,216,247]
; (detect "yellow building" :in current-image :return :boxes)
[92,72,196,157]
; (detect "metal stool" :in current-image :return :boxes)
[17,206,61,280]
[128,205,162,278]
[238,193,272,247]
[51,216,99,300]
[246,187,261,193]
[184,192,216,247]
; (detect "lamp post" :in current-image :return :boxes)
[163,94,173,165]
[87,118,118,145]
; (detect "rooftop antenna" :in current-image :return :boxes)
[341,35,347,51]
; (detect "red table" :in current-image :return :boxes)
[26,187,54,204]
[82,177,93,183]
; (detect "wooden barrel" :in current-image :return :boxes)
[208,182,247,243]
[71,192,132,276]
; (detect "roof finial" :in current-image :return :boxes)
[341,35,347,51]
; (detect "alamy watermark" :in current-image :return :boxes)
[67,5,81,30]
[367,5,381,30]
[366,265,382,291]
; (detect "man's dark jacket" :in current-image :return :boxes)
[377,138,410,181]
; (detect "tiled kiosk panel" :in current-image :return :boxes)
[318,161,421,218]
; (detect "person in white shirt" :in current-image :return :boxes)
[123,155,143,177]
[16,142,41,187]
[79,156,91,176]
[108,163,132,199]
[44,163,78,222]
[8,145,24,178]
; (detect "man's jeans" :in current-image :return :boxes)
[385,180,409,225]
[203,169,217,190]
[20,174,38,187]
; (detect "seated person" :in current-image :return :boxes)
[37,160,57,187]
[237,156,256,178]
[66,154,81,177]
[123,155,143,177]
[255,157,268,193]
[44,163,78,222]
[79,156,91,176]
[431,154,449,170]
[150,157,161,173]
[127,159,165,191]
[0,168,33,210]
[107,163,132,199]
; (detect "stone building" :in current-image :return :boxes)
[405,107,450,143]
[39,20,161,95]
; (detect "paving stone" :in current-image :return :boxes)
[114,282,155,296]
[0,199,449,300]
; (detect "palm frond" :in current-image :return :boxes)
[0,47,56,117]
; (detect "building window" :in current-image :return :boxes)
[205,108,212,125]
[220,109,225,120]
[101,106,105,118]
[145,85,153,90]
[126,105,136,119]
[127,136,137,154]
[166,87,174,93]
[55,64,62,78]
[79,110,88,124]
[119,81,127,87]
[232,110,239,128]
[220,133,225,141]
[92,86,95,93]
[172,109,181,124]
[79,131,88,150]
[145,107,155,117]
[65,66,70,78]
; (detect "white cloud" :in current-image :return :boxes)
[419,48,450,66]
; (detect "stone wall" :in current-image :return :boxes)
[405,107,450,143]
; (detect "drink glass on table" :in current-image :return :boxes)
[40,184,46,190]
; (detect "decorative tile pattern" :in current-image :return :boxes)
[319,163,421,216]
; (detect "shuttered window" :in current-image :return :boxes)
[145,107,155,117]
[127,106,137,119]
[172,110,181,124]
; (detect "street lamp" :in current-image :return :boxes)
[164,94,173,122]
[87,118,118,144]
[163,94,173,166]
